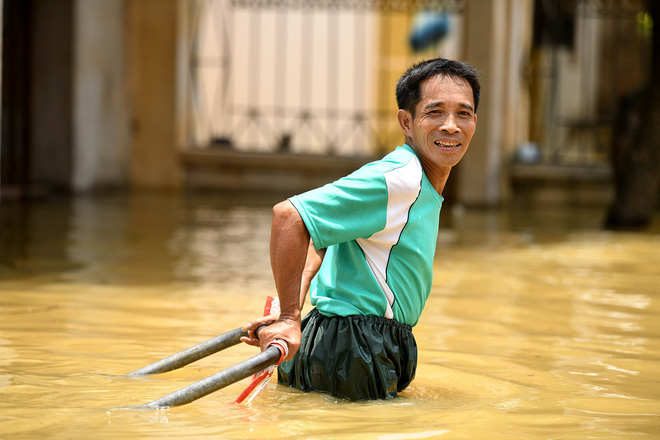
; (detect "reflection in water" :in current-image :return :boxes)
[168,205,273,293]
[0,193,659,439]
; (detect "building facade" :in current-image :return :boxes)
[1,0,650,205]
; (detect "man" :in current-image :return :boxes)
[242,58,480,400]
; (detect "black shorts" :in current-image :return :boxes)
[277,308,417,400]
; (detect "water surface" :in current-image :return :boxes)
[1,193,658,439]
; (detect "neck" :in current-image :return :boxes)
[404,142,453,195]
[426,164,452,195]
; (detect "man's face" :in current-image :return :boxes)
[398,74,477,172]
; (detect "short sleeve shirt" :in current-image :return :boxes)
[289,144,443,326]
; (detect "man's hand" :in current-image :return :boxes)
[240,314,278,347]
[240,316,301,362]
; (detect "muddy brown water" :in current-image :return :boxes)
[1,193,658,439]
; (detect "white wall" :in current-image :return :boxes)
[191,1,378,156]
[548,11,602,163]
[73,0,130,191]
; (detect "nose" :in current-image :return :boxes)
[440,114,460,134]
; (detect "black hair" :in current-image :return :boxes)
[396,58,481,117]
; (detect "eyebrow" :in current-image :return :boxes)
[423,101,475,113]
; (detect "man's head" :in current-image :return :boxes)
[396,58,481,117]
[395,58,480,182]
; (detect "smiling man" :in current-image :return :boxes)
[242,58,481,400]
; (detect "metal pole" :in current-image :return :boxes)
[125,327,247,377]
[138,345,281,409]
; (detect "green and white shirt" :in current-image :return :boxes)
[289,144,443,327]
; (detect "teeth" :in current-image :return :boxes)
[434,141,460,147]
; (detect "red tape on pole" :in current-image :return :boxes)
[233,297,288,404]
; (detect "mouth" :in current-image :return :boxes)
[434,140,461,149]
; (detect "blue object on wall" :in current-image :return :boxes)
[409,10,450,52]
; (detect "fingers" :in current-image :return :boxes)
[242,315,277,334]
[256,318,301,361]
[240,315,301,361]
[239,335,260,347]
[240,314,279,347]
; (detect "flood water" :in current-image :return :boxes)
[0,192,659,439]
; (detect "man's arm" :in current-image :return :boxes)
[300,238,326,310]
[241,200,309,361]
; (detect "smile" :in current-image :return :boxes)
[434,140,461,148]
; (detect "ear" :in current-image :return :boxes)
[397,109,413,137]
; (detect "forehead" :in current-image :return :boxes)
[418,74,474,107]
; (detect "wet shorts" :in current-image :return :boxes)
[277,308,417,400]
